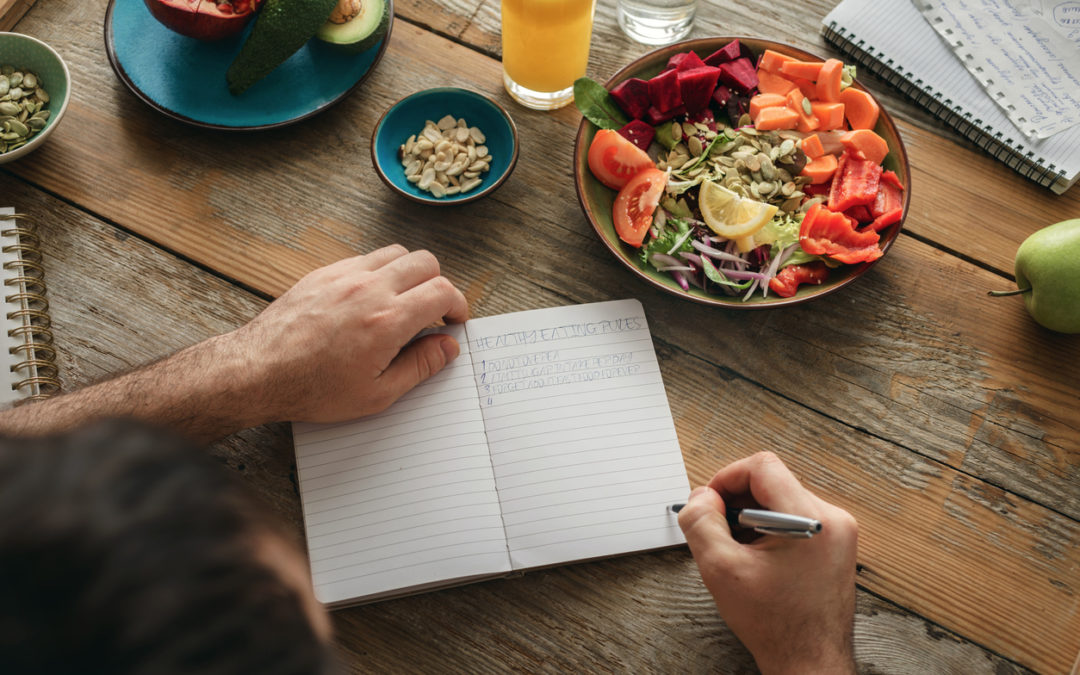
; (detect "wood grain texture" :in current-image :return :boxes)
[5,1,1078,672]
[4,174,1038,674]
[0,0,37,31]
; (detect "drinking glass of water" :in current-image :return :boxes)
[616,0,697,45]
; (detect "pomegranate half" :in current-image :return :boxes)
[144,0,264,41]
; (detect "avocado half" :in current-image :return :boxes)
[316,0,390,53]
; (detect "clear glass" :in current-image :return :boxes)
[501,0,598,110]
[616,0,697,46]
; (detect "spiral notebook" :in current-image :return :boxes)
[1,207,60,406]
[822,0,1080,194]
[292,299,690,606]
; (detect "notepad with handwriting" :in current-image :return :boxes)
[292,299,689,606]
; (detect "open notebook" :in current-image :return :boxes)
[292,299,690,606]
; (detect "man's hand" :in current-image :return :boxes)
[0,245,468,442]
[678,452,858,675]
[229,245,468,424]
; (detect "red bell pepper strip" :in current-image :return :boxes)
[870,179,904,218]
[865,207,903,232]
[845,204,873,223]
[799,203,884,264]
[827,151,882,212]
[880,169,904,190]
[769,261,829,297]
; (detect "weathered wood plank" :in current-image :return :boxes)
[6,174,1040,673]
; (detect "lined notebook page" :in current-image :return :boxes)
[466,299,689,570]
[823,0,1080,192]
[293,324,510,605]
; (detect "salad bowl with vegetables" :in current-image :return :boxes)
[573,37,910,307]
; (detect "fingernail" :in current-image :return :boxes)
[688,486,710,501]
[441,337,459,361]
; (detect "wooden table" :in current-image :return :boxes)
[7,1,1079,672]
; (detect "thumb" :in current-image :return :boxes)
[378,334,460,403]
[678,486,738,559]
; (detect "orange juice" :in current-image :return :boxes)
[501,0,596,109]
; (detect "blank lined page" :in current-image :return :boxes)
[465,300,689,570]
[292,324,510,605]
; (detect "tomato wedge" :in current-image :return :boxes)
[614,168,666,247]
[588,129,655,191]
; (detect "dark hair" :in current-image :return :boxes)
[0,419,331,675]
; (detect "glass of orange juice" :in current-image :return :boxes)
[501,0,597,110]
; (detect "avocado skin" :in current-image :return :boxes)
[316,0,390,53]
[227,0,339,95]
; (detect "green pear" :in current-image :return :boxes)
[989,219,1080,333]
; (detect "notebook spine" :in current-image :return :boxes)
[3,215,60,402]
[821,22,1067,193]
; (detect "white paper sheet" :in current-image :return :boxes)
[917,0,1080,139]
[293,324,511,605]
[466,299,688,570]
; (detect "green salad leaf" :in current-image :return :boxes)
[640,218,694,268]
[573,77,629,130]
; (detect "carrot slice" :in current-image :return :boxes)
[753,106,799,131]
[816,58,844,102]
[757,70,797,96]
[801,154,839,184]
[749,93,787,120]
[785,89,820,132]
[839,87,880,130]
[792,77,817,99]
[841,129,889,164]
[759,49,796,73]
[779,59,824,81]
[810,101,845,130]
[801,133,826,159]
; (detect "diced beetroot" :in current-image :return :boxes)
[609,78,651,120]
[666,50,707,72]
[648,68,682,113]
[718,57,759,95]
[617,119,656,151]
[678,66,721,113]
[703,39,742,66]
[644,104,686,125]
[711,84,733,108]
[687,108,716,131]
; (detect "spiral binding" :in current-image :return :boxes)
[821,22,1067,192]
[3,213,60,402]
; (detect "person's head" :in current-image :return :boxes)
[0,419,333,674]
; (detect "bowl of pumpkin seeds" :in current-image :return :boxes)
[0,33,70,164]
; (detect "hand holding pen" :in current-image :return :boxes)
[675,452,859,675]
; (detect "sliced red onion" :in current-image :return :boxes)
[678,252,703,266]
[667,228,694,255]
[657,265,695,272]
[671,270,690,291]
[650,253,684,268]
[742,278,760,301]
[686,271,704,289]
[719,268,769,281]
[691,239,750,266]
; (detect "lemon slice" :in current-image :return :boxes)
[698,180,779,239]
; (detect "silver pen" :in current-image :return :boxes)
[669,505,822,538]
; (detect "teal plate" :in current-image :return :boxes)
[104,0,392,130]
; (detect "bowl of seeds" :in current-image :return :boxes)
[371,87,518,205]
[0,33,70,164]
[572,37,909,308]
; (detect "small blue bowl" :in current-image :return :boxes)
[371,88,518,205]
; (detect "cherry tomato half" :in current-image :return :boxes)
[588,129,655,191]
[614,167,667,248]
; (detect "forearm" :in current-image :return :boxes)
[0,332,270,444]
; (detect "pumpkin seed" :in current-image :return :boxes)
[687,135,703,157]
[780,139,795,156]
[7,72,21,88]
[671,122,682,142]
[22,73,35,89]
[802,98,812,115]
